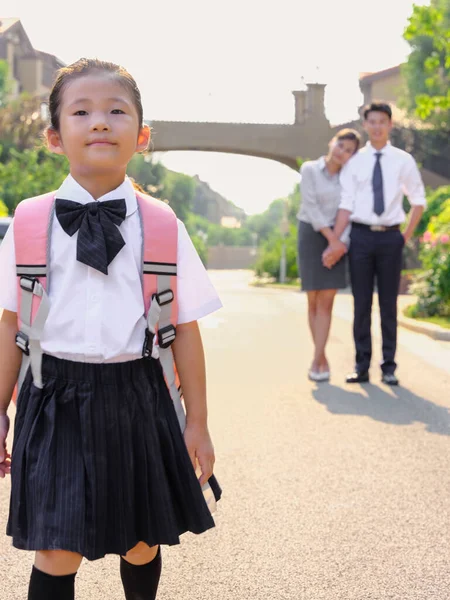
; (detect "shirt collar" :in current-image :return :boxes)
[318,155,338,179]
[318,156,327,171]
[56,174,138,217]
[366,141,391,155]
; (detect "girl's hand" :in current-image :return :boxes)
[0,414,11,479]
[184,423,215,486]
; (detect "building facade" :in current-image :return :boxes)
[0,18,64,99]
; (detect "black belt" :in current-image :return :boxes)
[352,222,401,232]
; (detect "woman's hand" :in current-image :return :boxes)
[184,422,215,486]
[0,413,11,479]
[322,239,347,269]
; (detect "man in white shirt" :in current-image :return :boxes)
[323,102,426,385]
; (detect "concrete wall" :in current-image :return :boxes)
[421,168,450,189]
[208,246,259,270]
[370,72,403,105]
[16,56,41,95]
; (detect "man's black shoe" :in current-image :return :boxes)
[382,373,399,386]
[346,371,369,384]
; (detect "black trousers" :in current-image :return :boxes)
[349,225,404,375]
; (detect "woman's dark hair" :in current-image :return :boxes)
[48,58,144,131]
[333,128,361,154]
[363,101,392,121]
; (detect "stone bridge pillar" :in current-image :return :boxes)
[292,90,306,124]
[293,83,327,125]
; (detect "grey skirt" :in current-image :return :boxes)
[297,220,347,291]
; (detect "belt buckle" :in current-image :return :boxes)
[370,225,386,232]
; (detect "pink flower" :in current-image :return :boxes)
[423,231,432,242]
[431,239,437,247]
[440,234,450,244]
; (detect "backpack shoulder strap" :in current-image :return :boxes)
[14,192,55,307]
[14,192,55,390]
[137,191,218,513]
[136,191,186,423]
[136,191,178,331]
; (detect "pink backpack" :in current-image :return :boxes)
[13,190,184,422]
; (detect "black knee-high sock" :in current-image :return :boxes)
[28,565,76,600]
[120,547,162,600]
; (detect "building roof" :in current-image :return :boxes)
[359,65,402,85]
[0,17,35,55]
[0,17,20,34]
[0,18,64,66]
[38,50,65,68]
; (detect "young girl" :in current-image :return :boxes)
[0,58,222,600]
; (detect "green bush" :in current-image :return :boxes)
[253,224,298,281]
[408,198,450,318]
[416,185,450,236]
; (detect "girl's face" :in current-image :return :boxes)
[47,72,149,176]
[328,138,358,167]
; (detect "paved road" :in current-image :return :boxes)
[1,270,450,599]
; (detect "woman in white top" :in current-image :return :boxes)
[297,128,360,382]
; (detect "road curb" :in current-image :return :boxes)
[251,282,450,342]
[397,315,450,341]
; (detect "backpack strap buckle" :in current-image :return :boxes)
[19,276,38,293]
[158,324,176,349]
[15,331,30,356]
[142,328,155,359]
[153,289,174,307]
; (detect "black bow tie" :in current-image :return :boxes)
[55,198,127,274]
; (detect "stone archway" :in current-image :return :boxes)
[148,84,333,171]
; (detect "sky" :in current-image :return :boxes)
[3,0,428,214]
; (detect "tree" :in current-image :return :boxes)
[246,184,300,245]
[126,154,165,193]
[0,94,47,157]
[159,170,195,223]
[403,0,450,130]
[127,156,196,223]
[0,148,68,214]
[0,60,9,107]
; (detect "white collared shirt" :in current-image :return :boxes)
[339,141,426,226]
[0,175,222,363]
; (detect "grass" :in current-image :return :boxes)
[403,306,450,329]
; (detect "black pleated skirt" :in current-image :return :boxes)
[7,354,221,561]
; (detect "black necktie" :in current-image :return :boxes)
[372,152,385,216]
[55,198,127,274]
